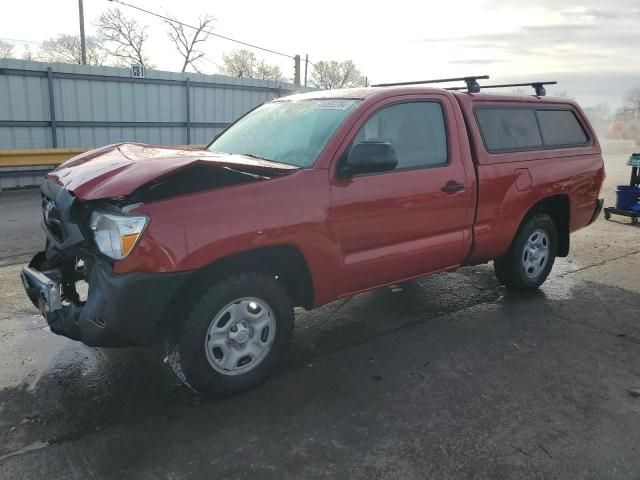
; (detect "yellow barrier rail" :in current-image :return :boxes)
[0,148,87,168]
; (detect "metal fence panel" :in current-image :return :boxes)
[0,58,303,150]
[0,74,49,122]
[0,126,51,149]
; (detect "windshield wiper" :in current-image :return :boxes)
[241,153,274,162]
[223,166,270,180]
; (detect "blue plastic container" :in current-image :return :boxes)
[616,185,640,210]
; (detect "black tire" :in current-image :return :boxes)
[167,272,294,396]
[604,211,611,220]
[494,213,558,291]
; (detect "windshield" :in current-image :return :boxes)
[208,99,361,167]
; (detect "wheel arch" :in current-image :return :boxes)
[518,194,570,257]
[160,244,314,333]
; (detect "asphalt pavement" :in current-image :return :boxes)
[0,189,43,267]
[0,153,639,479]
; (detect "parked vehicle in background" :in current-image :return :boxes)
[21,80,605,395]
[607,108,640,144]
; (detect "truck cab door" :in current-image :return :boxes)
[329,95,473,296]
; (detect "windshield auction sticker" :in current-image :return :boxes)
[314,99,358,110]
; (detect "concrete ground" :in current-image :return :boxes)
[0,189,42,267]
[0,153,639,479]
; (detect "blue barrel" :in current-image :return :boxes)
[616,185,640,210]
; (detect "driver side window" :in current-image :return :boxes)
[354,101,448,169]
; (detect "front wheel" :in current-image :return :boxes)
[167,272,294,396]
[494,213,558,291]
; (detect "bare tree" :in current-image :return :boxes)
[220,49,283,81]
[221,49,256,78]
[97,8,152,68]
[165,14,215,73]
[0,40,15,59]
[255,60,283,81]
[22,46,37,61]
[38,34,106,65]
[624,87,640,116]
[310,60,366,89]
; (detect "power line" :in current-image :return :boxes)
[107,0,310,63]
[198,55,222,71]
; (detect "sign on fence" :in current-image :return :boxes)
[130,64,145,79]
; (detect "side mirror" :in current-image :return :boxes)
[341,141,398,178]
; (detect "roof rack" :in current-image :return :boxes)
[446,81,558,96]
[371,75,490,93]
[371,76,558,96]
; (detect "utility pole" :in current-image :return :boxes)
[78,0,87,65]
[304,54,308,88]
[294,55,301,89]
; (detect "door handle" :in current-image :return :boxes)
[441,182,465,193]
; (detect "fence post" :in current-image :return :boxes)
[46,67,58,148]
[185,78,191,145]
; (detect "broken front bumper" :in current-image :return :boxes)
[21,266,63,314]
[21,253,192,347]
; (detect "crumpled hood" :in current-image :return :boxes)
[48,142,299,201]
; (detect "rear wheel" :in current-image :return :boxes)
[167,272,294,396]
[494,213,558,291]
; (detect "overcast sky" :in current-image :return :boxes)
[1,0,639,107]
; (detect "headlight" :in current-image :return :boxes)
[89,211,148,260]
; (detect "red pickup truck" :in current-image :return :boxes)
[21,86,604,395]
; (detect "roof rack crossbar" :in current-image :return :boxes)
[371,75,489,90]
[446,81,558,96]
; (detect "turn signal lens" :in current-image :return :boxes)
[121,233,140,257]
[89,211,148,260]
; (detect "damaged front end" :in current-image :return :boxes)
[21,145,299,347]
[20,179,191,347]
